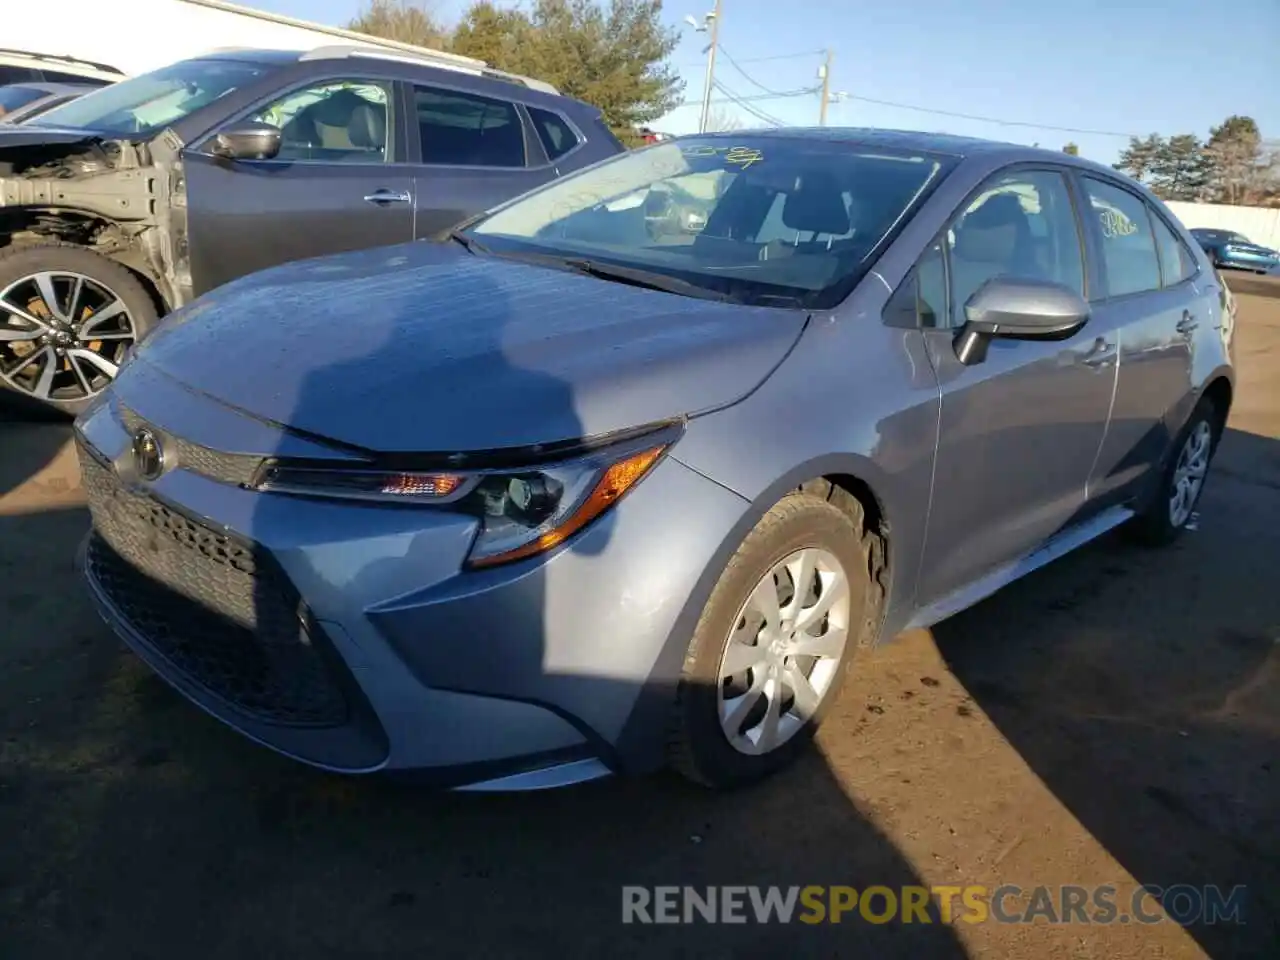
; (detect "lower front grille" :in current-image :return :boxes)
[80,445,348,728]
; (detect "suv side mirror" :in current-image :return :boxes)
[209,121,282,161]
[954,276,1090,365]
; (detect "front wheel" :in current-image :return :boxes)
[0,243,158,416]
[1126,396,1221,546]
[667,487,884,789]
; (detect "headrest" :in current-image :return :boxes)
[954,193,1028,263]
[308,90,372,127]
[781,171,850,236]
[348,102,386,150]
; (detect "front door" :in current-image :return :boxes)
[916,168,1117,607]
[404,83,556,239]
[184,78,415,297]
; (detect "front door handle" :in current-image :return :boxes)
[1176,312,1199,336]
[364,189,412,205]
[1079,337,1117,369]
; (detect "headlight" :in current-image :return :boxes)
[253,426,678,568]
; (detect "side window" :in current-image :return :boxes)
[527,106,578,162]
[0,66,37,86]
[250,80,391,163]
[40,69,110,86]
[414,86,524,167]
[1150,210,1196,287]
[947,170,1083,327]
[1081,177,1161,298]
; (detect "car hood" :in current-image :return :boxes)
[129,242,809,454]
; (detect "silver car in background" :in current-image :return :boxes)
[71,129,1233,790]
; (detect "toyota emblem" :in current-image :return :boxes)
[131,428,165,481]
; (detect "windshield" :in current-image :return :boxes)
[1196,229,1251,244]
[30,59,268,135]
[468,136,952,308]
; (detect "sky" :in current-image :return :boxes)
[250,0,1280,165]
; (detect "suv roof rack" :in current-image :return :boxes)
[0,48,126,76]
[299,44,560,96]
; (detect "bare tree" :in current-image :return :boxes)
[704,105,743,133]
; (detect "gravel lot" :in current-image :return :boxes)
[2,278,1278,959]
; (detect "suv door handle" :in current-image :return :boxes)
[1176,312,1199,336]
[364,189,411,205]
[1079,337,1117,369]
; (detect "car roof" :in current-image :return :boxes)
[0,48,126,82]
[192,45,560,96]
[690,126,1125,172]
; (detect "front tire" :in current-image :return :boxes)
[668,487,884,789]
[1126,395,1221,546]
[0,243,158,417]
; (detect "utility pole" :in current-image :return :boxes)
[818,48,833,126]
[696,0,722,134]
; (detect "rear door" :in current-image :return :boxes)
[403,82,556,239]
[913,166,1116,605]
[1073,175,1199,508]
[184,77,415,296]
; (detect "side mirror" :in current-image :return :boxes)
[954,276,1090,365]
[209,121,282,161]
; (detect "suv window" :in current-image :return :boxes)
[527,105,577,162]
[252,80,391,163]
[1082,177,1161,298]
[414,85,524,167]
[0,66,37,86]
[39,69,111,86]
[946,170,1083,327]
[1150,211,1196,287]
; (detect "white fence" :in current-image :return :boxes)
[1165,201,1280,250]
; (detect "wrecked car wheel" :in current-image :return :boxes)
[0,243,157,415]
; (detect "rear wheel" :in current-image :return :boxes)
[668,487,884,789]
[1126,396,1221,546]
[0,243,158,416]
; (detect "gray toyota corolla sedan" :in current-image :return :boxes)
[71,129,1234,790]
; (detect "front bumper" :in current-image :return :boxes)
[1215,249,1278,271]
[74,384,748,786]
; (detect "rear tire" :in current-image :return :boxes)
[0,243,159,418]
[667,487,884,789]
[1126,395,1221,547]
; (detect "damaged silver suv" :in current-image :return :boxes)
[0,46,623,413]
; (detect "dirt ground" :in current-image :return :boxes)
[1,279,1277,959]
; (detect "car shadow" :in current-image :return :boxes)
[0,394,75,501]
[0,243,968,957]
[934,425,1280,959]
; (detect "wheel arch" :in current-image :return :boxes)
[612,452,901,774]
[0,208,175,313]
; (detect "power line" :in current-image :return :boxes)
[717,45,793,98]
[675,48,823,69]
[678,86,819,107]
[834,92,1141,140]
[713,79,788,127]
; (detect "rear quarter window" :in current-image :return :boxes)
[527,105,579,161]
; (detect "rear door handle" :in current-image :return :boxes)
[364,189,412,205]
[1079,337,1117,368]
[1176,312,1199,336]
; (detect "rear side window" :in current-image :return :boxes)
[1150,211,1196,287]
[414,86,525,167]
[0,66,37,86]
[1082,177,1161,298]
[39,69,111,86]
[527,105,578,161]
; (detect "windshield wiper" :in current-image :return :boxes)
[446,230,489,255]
[553,257,733,302]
